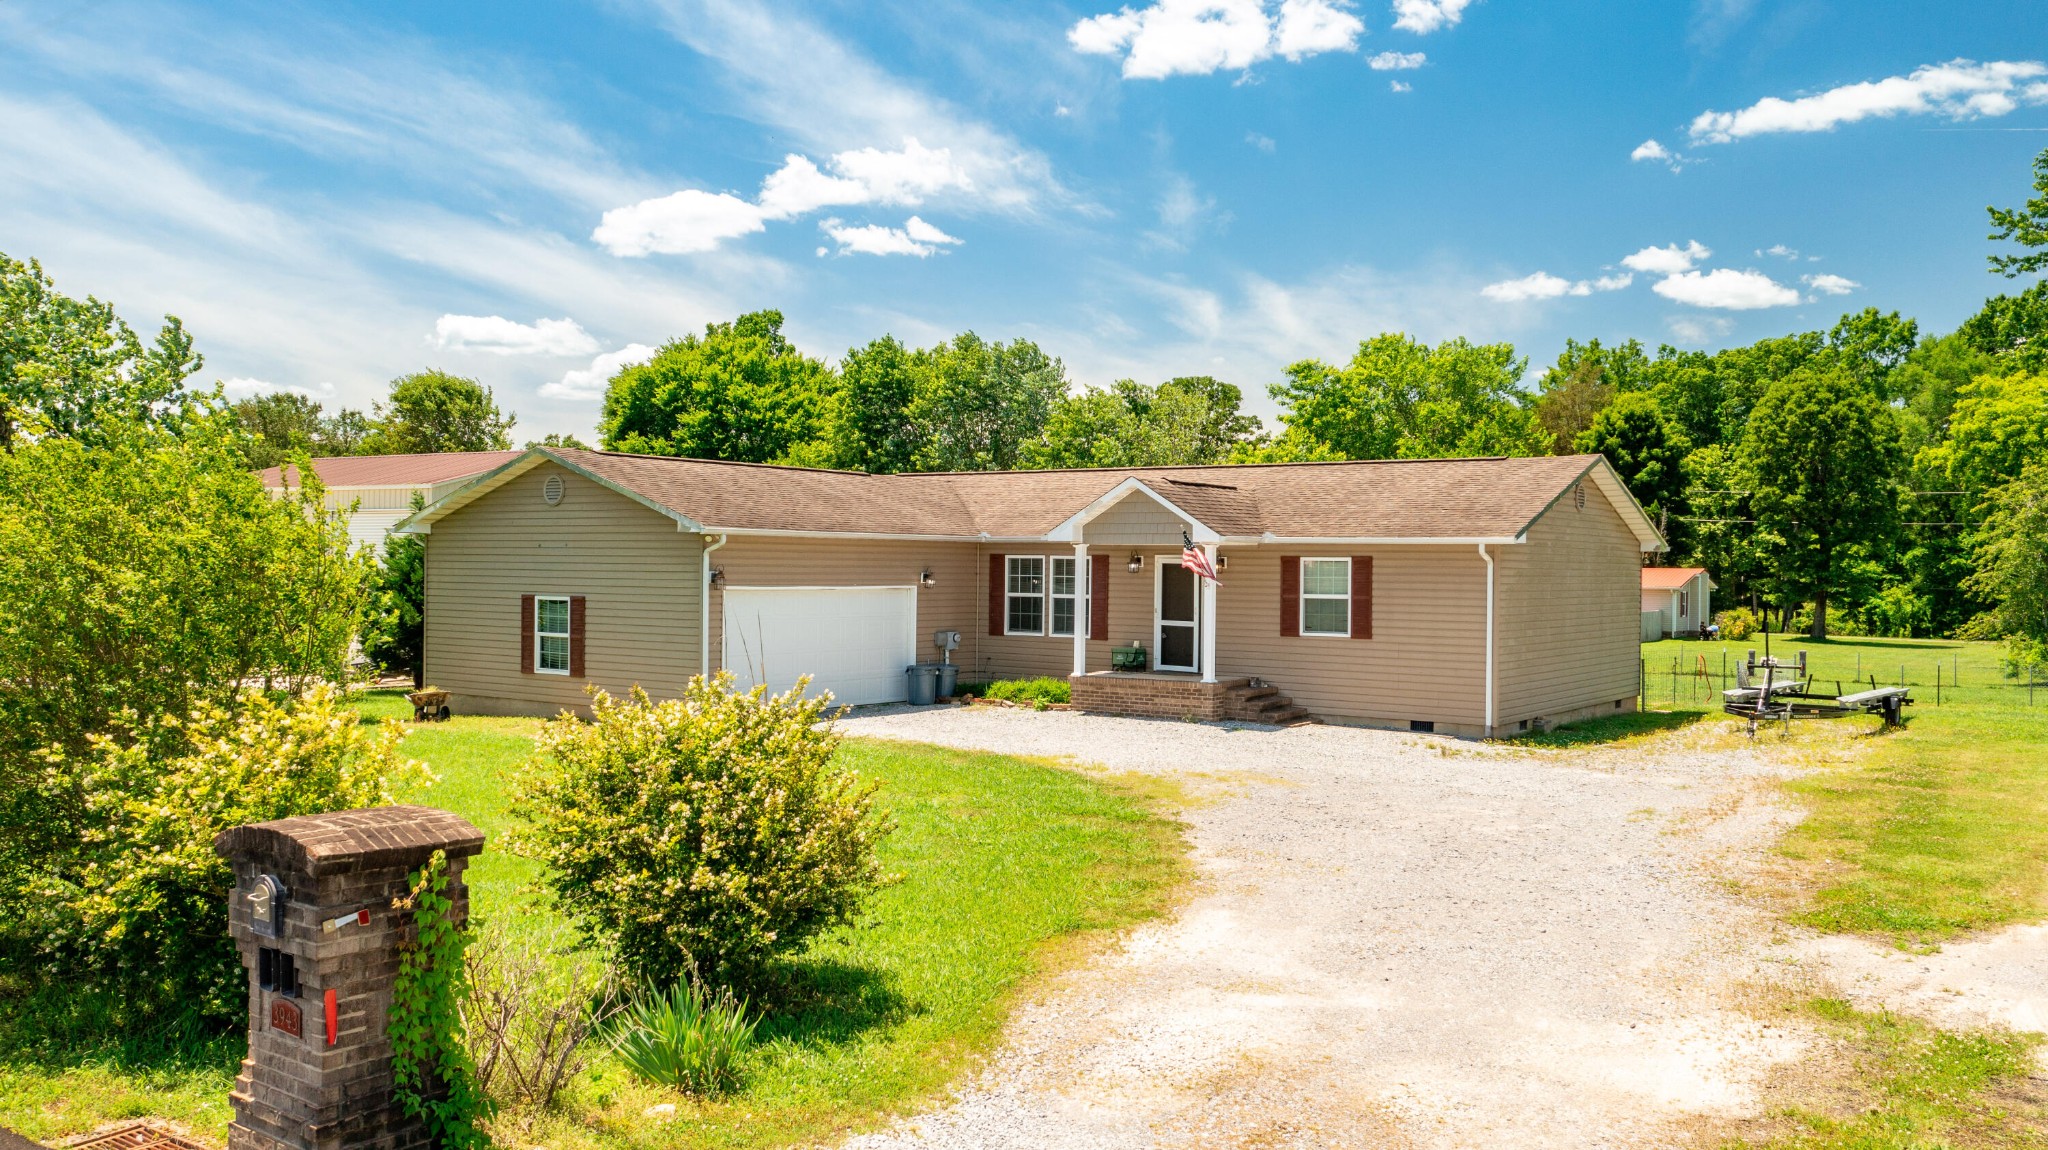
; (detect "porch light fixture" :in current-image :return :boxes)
[919,568,936,586]
[708,568,725,587]
[1127,554,1144,573]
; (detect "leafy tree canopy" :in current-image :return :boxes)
[1966,462,2048,667]
[909,332,1068,471]
[367,370,515,454]
[0,251,204,451]
[1022,377,1256,469]
[1272,333,1546,460]
[1958,281,2048,373]
[1920,371,2048,499]
[600,310,829,463]
[824,335,921,473]
[1987,145,2048,279]
[1827,307,1919,400]
[1575,391,1686,527]
[233,391,378,469]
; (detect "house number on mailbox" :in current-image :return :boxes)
[271,996,304,1038]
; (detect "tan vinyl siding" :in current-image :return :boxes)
[1080,496,1190,547]
[423,463,702,716]
[970,546,1165,682]
[707,536,981,673]
[1216,546,1487,729]
[1494,481,1643,726]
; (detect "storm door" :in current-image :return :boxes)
[1155,559,1199,672]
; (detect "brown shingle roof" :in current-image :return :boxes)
[259,451,524,489]
[527,449,1615,542]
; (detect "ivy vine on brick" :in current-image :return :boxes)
[390,849,492,1148]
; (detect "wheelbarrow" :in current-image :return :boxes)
[407,688,451,722]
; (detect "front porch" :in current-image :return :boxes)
[1068,671,1314,725]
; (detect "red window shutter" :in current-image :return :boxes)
[1280,556,1300,638]
[1352,556,1373,640]
[1090,553,1109,640]
[519,594,535,674]
[988,554,1005,636]
[570,595,587,677]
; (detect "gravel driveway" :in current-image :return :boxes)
[834,707,1814,1149]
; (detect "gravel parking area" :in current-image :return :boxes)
[834,707,1815,1149]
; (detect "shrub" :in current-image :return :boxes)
[513,677,897,992]
[606,980,758,1094]
[982,677,1071,706]
[1855,585,1933,638]
[1715,607,1761,641]
[390,850,490,1150]
[25,685,427,1025]
[463,923,618,1109]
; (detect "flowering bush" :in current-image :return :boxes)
[513,677,896,993]
[29,685,427,1024]
[1715,607,1761,641]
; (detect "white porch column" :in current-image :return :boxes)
[1072,543,1089,677]
[1199,543,1219,684]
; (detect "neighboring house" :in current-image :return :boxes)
[1640,567,1715,639]
[260,452,523,556]
[398,448,1666,737]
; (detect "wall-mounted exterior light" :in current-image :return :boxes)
[708,568,725,587]
[1127,554,1144,573]
[919,568,936,586]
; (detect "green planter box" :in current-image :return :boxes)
[1110,645,1149,672]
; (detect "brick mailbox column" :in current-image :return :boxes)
[214,805,485,1150]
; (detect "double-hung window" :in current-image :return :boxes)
[1299,558,1351,637]
[1050,556,1082,637]
[1006,556,1045,635]
[535,595,572,673]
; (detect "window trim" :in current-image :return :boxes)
[1004,555,1047,636]
[1298,556,1353,638]
[534,593,573,675]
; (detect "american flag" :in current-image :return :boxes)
[1181,543,1220,584]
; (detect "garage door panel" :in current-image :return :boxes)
[723,587,915,706]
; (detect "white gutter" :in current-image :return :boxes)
[1478,543,1496,737]
[701,534,728,679]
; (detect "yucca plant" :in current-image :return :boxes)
[607,980,759,1094]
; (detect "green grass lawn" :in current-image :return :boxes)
[0,690,1186,1146]
[1595,635,2048,948]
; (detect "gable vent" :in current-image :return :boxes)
[543,475,565,505]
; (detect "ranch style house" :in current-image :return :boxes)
[397,447,1667,737]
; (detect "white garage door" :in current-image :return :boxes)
[722,587,917,706]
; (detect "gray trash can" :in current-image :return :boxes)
[905,663,941,706]
[936,663,959,699]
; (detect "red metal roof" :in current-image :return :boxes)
[259,451,522,489]
[1640,567,1708,590]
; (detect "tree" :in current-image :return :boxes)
[600,311,830,463]
[909,333,1068,471]
[1920,371,2048,498]
[365,494,428,686]
[528,432,591,450]
[367,370,515,454]
[826,335,921,472]
[1744,364,1903,638]
[1966,462,2048,668]
[1157,376,1261,459]
[0,419,375,949]
[1272,334,1546,460]
[1679,443,1773,616]
[235,392,325,469]
[1535,357,1615,455]
[1,251,203,451]
[1827,308,1919,400]
[1987,145,2048,278]
[1575,392,1686,529]
[1958,282,2048,373]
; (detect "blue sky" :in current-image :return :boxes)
[2,0,2043,440]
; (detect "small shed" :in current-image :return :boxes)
[1640,567,1714,639]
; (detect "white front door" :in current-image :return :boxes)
[722,586,917,706]
[1155,559,1198,672]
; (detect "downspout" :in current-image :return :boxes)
[701,533,728,679]
[1478,543,1496,737]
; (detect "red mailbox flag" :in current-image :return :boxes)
[324,988,339,1046]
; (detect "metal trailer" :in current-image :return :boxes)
[1722,648,1912,736]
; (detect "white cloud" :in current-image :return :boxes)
[1246,131,1277,152]
[1390,0,1474,34]
[1068,0,1363,80]
[591,190,766,256]
[1653,268,1800,309]
[1367,51,1425,70]
[1804,273,1860,296]
[820,216,963,257]
[540,343,657,401]
[756,155,870,219]
[1389,79,1412,93]
[1760,243,1800,259]
[431,314,599,356]
[1592,273,1634,291]
[1630,138,1687,171]
[1688,58,2048,144]
[1481,272,1587,302]
[1622,240,1711,275]
[1667,315,1734,346]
